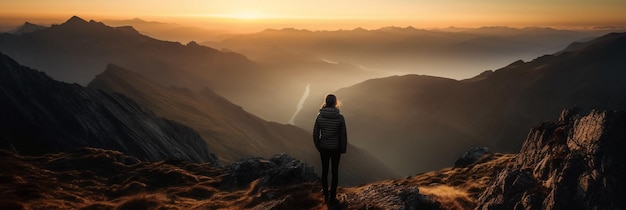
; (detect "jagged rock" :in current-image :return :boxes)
[225,153,318,188]
[454,147,492,168]
[0,53,218,164]
[477,109,626,209]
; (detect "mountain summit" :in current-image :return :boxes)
[63,15,89,26]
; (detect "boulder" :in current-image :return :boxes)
[453,147,492,168]
[225,153,318,188]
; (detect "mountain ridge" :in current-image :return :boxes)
[0,52,218,164]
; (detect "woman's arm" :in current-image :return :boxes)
[313,117,321,150]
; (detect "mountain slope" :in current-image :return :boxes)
[88,64,399,185]
[0,52,217,164]
[295,32,626,175]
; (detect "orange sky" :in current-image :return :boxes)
[1,0,625,32]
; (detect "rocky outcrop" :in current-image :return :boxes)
[477,108,626,209]
[224,153,318,188]
[454,147,492,168]
[0,52,218,164]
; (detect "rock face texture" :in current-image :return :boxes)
[0,52,217,164]
[477,109,626,209]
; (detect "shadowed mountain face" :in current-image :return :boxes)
[208,26,609,80]
[296,32,626,175]
[0,52,217,164]
[87,64,399,185]
[0,16,386,123]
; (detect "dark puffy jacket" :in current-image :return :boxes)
[313,107,347,153]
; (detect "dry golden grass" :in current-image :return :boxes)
[1,148,514,209]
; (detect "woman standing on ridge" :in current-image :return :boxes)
[313,94,347,204]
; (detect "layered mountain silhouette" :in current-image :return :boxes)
[295,32,626,175]
[0,16,385,123]
[0,52,217,164]
[0,16,255,91]
[208,26,609,79]
[101,18,230,43]
[87,64,398,185]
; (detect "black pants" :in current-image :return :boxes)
[319,148,341,194]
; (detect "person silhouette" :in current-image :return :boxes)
[313,94,347,204]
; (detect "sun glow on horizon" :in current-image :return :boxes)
[1,0,625,33]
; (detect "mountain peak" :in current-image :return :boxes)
[9,21,46,35]
[64,15,88,25]
[98,64,144,81]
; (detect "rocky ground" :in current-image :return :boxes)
[0,146,509,210]
[2,108,625,210]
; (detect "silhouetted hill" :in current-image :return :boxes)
[295,32,626,175]
[88,64,399,185]
[0,52,217,164]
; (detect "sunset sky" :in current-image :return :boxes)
[1,0,626,32]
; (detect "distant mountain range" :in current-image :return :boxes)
[295,32,626,175]
[0,16,385,123]
[88,64,397,185]
[101,18,230,43]
[0,52,217,164]
[206,26,614,80]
